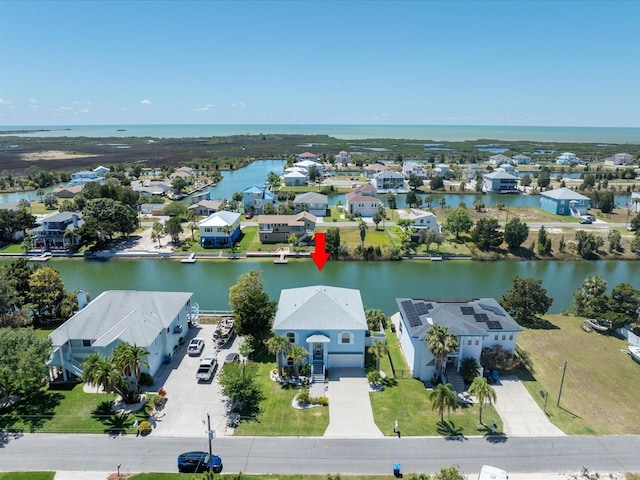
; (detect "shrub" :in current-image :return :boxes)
[480,345,521,373]
[296,387,310,405]
[157,387,167,397]
[139,372,154,386]
[138,420,152,436]
[150,394,165,409]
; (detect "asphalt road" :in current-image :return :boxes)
[2,434,640,475]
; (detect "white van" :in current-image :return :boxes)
[478,465,508,480]
[196,356,217,381]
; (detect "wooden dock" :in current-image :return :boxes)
[30,252,52,262]
[274,247,289,264]
[181,253,197,264]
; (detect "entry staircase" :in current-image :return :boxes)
[445,364,466,394]
[311,360,324,384]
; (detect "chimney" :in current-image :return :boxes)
[77,289,88,310]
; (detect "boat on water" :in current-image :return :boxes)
[585,318,609,333]
[213,317,235,348]
[629,346,640,364]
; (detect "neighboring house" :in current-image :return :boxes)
[294,159,324,176]
[346,185,382,217]
[173,166,196,177]
[190,191,211,204]
[540,187,590,216]
[140,203,169,216]
[93,165,111,176]
[31,211,83,250]
[335,150,351,167]
[363,163,388,179]
[482,171,519,193]
[131,181,171,197]
[188,199,221,217]
[372,169,405,192]
[403,162,428,179]
[48,290,198,381]
[631,192,640,213]
[283,170,307,187]
[434,164,451,179]
[466,164,484,180]
[395,297,522,382]
[242,185,275,214]
[69,170,104,187]
[496,163,518,176]
[0,201,27,241]
[198,211,241,248]
[53,185,83,198]
[488,154,511,165]
[257,212,317,244]
[511,154,532,165]
[407,209,440,235]
[298,152,318,162]
[293,192,328,217]
[604,153,633,166]
[273,285,368,378]
[555,152,580,165]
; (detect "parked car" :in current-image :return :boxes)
[245,211,254,219]
[580,219,592,224]
[188,338,205,356]
[177,451,223,473]
[224,352,240,364]
[586,215,596,221]
[196,355,217,381]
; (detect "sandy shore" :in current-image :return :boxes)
[20,150,102,161]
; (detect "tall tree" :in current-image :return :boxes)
[368,340,389,373]
[28,266,66,324]
[165,217,183,244]
[82,353,122,395]
[365,309,388,331]
[359,220,367,249]
[229,270,277,348]
[471,218,503,251]
[113,343,150,396]
[266,334,290,377]
[467,376,497,425]
[287,345,308,381]
[503,218,529,250]
[325,227,342,259]
[385,192,397,210]
[151,221,165,248]
[429,383,458,422]
[426,325,458,381]
[0,328,51,402]
[443,205,473,240]
[501,276,553,327]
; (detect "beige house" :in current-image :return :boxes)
[257,212,317,244]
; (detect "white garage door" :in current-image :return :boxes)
[329,354,363,368]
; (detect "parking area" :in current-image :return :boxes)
[150,324,240,438]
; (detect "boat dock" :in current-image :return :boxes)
[29,252,52,262]
[274,247,289,264]
[181,252,197,263]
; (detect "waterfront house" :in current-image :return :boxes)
[198,211,241,248]
[403,162,428,179]
[131,181,171,197]
[466,164,484,180]
[140,203,169,216]
[363,163,388,179]
[336,150,351,167]
[346,185,382,217]
[496,164,518,176]
[93,165,111,176]
[394,297,522,382]
[292,192,328,217]
[488,154,511,165]
[188,199,221,217]
[293,159,324,176]
[69,170,104,187]
[604,153,633,166]
[53,185,83,199]
[482,171,519,193]
[434,164,451,179]
[31,211,83,251]
[283,170,307,186]
[257,212,317,244]
[540,187,590,216]
[242,185,275,214]
[407,209,440,234]
[631,192,640,213]
[555,152,580,165]
[274,285,368,376]
[511,154,532,165]
[372,169,405,192]
[48,290,198,381]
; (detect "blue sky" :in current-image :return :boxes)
[1,0,639,127]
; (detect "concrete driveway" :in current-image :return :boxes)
[323,368,383,438]
[150,324,240,438]
[492,375,565,437]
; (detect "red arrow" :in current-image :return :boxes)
[310,232,330,271]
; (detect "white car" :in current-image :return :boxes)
[187,338,204,356]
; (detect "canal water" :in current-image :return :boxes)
[3,257,637,316]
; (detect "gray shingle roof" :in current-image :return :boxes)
[540,187,589,201]
[274,285,367,331]
[50,290,192,348]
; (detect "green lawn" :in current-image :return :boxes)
[0,243,24,253]
[516,314,640,434]
[131,475,398,480]
[0,473,55,480]
[235,354,329,436]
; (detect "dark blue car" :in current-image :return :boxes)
[177,451,223,473]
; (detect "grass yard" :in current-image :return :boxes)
[0,473,55,480]
[131,475,399,480]
[516,314,640,434]
[235,354,329,436]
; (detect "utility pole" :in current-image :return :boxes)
[557,361,567,407]
[207,413,214,474]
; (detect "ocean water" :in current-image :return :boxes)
[1,124,640,143]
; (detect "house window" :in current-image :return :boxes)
[502,334,506,341]
[494,334,498,341]
[340,332,353,344]
[286,332,295,344]
[509,334,513,341]
[467,339,472,346]
[82,339,91,347]
[475,339,479,345]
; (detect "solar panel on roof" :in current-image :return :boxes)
[461,306,475,315]
[487,321,502,330]
[415,302,428,315]
[479,302,505,316]
[474,313,489,322]
[401,300,422,327]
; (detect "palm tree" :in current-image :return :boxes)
[21,235,33,253]
[113,343,150,395]
[425,325,458,382]
[358,220,367,249]
[151,221,165,248]
[459,357,480,383]
[368,340,389,373]
[429,383,458,423]
[82,353,121,394]
[467,376,497,425]
[221,224,235,251]
[266,334,290,377]
[186,209,199,241]
[287,345,308,381]
[424,195,433,209]
[438,197,447,209]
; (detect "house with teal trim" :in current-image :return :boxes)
[242,185,275,214]
[274,286,368,381]
[540,187,590,216]
[198,210,241,248]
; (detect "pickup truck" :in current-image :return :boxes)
[196,356,217,381]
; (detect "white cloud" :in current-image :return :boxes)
[140,99,152,105]
[231,101,246,108]
[30,98,37,103]
[192,103,215,112]
[0,98,7,104]
[78,108,90,114]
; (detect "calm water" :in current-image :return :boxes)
[2,258,637,316]
[2,124,640,143]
